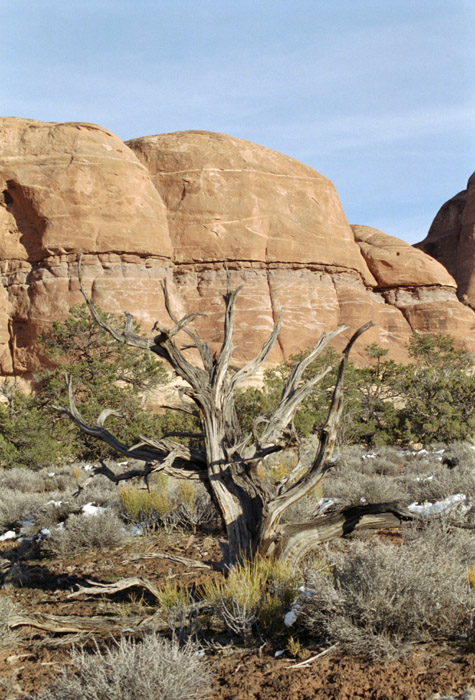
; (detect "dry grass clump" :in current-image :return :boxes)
[301,522,475,660]
[33,635,211,700]
[119,475,217,533]
[202,557,302,642]
[0,595,22,648]
[40,509,127,557]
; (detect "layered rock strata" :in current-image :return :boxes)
[1,118,474,381]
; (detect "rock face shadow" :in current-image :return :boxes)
[2,180,47,262]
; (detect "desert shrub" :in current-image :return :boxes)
[323,469,408,507]
[203,557,302,643]
[0,467,47,493]
[34,499,76,530]
[172,481,217,532]
[0,489,43,532]
[74,473,119,508]
[38,469,77,493]
[34,635,211,700]
[405,462,475,505]
[367,446,407,476]
[155,581,193,637]
[40,509,127,557]
[301,523,475,659]
[280,486,326,524]
[119,483,158,522]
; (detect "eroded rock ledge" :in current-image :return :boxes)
[1,118,474,379]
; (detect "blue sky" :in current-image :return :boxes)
[3,0,474,244]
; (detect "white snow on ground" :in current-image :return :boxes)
[316,498,339,515]
[407,493,470,517]
[283,586,316,627]
[130,522,148,536]
[0,530,16,541]
[284,609,298,627]
[81,503,105,516]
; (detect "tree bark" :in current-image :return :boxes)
[58,258,374,565]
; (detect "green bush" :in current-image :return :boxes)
[236,333,475,448]
[37,304,169,462]
[0,391,69,469]
[397,333,475,444]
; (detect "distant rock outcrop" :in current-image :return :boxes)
[416,173,475,309]
[1,118,474,381]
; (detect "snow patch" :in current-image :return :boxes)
[407,493,469,518]
[284,610,297,627]
[81,503,105,516]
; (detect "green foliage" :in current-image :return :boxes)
[0,390,69,469]
[397,333,475,444]
[37,304,169,461]
[236,332,475,447]
[235,347,341,441]
[1,301,474,472]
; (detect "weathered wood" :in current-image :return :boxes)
[123,552,216,570]
[59,259,374,564]
[9,612,163,635]
[67,576,162,601]
[259,322,375,552]
[272,501,415,564]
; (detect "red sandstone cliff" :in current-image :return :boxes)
[416,173,475,309]
[1,118,473,380]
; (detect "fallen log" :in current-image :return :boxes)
[67,576,162,601]
[9,611,164,635]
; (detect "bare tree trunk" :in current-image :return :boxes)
[56,258,374,565]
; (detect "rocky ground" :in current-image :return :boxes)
[1,529,475,700]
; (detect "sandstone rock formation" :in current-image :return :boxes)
[1,117,474,382]
[416,173,475,309]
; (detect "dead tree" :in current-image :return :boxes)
[57,262,376,565]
